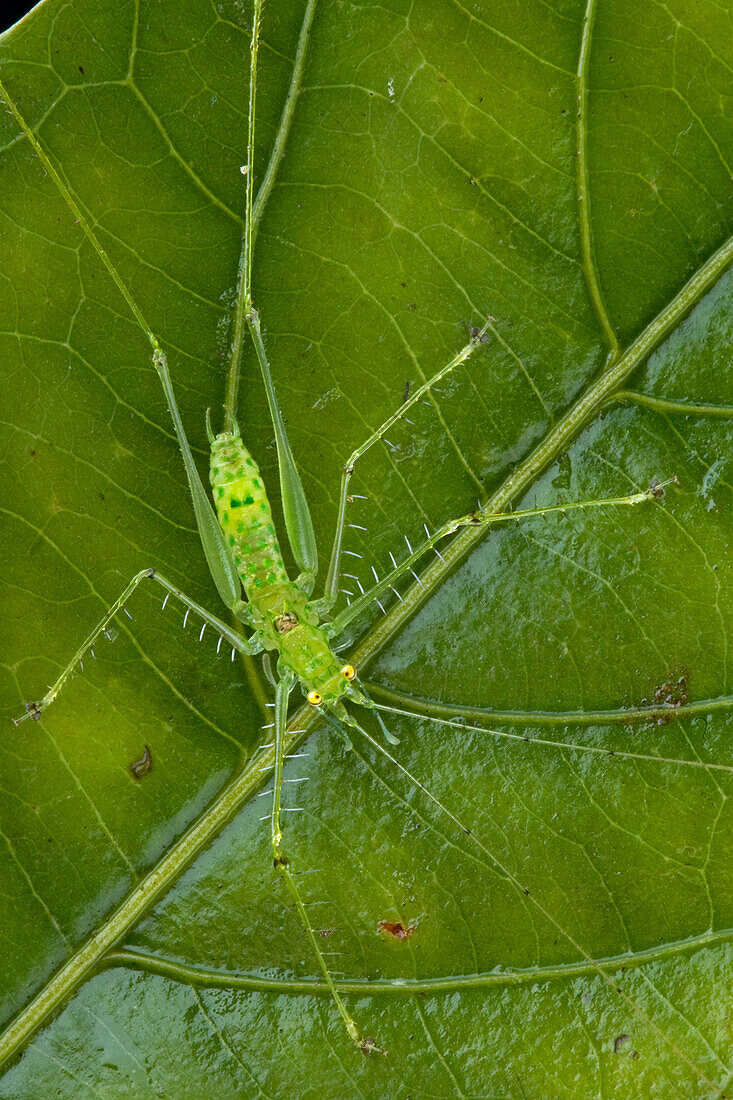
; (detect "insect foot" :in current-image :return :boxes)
[649,475,679,499]
[12,701,42,725]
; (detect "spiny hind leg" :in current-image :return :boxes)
[268,670,383,1055]
[317,320,494,614]
[14,568,262,724]
[326,478,676,637]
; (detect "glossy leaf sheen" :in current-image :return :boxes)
[1,0,732,1096]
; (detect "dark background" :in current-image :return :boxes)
[2,1,36,34]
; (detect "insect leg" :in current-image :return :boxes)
[326,479,676,636]
[270,670,295,860]
[322,321,492,609]
[13,569,262,725]
[269,671,380,1055]
[294,571,316,598]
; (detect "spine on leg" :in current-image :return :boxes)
[209,433,290,595]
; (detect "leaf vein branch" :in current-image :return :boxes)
[0,703,321,1070]
[103,927,733,994]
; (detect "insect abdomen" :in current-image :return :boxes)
[210,433,289,593]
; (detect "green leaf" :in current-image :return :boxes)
[1,0,732,1095]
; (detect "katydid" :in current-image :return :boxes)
[2,0,703,1069]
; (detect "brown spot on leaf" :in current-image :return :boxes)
[378,920,415,940]
[614,1034,630,1053]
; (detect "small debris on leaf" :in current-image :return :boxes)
[130,745,152,779]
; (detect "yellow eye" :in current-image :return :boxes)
[341,664,356,680]
[307,690,323,706]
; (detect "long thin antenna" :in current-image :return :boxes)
[243,0,263,310]
[224,0,264,432]
[224,0,317,434]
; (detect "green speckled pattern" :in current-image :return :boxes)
[209,433,289,595]
[209,432,353,703]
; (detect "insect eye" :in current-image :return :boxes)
[307,690,323,706]
[341,664,356,680]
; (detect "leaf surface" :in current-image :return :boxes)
[1,0,733,1095]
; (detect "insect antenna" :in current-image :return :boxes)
[369,700,733,774]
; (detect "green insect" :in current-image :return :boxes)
[2,0,710,1071]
